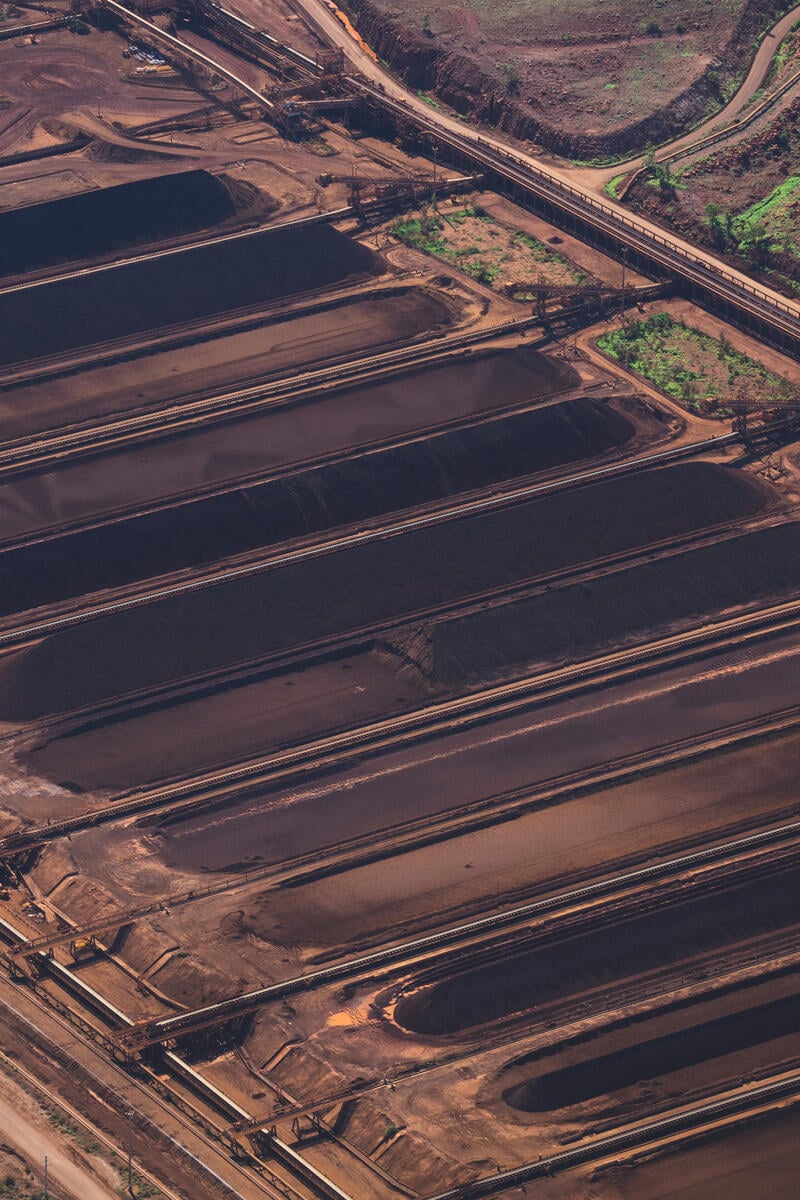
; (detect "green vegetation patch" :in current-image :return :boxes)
[0,1176,46,1200]
[597,312,792,414]
[633,75,800,292]
[736,174,800,256]
[390,206,586,292]
[703,180,800,267]
[416,90,444,109]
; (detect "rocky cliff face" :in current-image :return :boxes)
[342,0,794,158]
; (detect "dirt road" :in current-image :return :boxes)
[0,1069,120,1200]
[588,0,800,183]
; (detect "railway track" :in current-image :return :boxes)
[0,427,740,646]
[349,78,800,351]
[2,758,798,1197]
[30,0,800,360]
[195,0,320,84]
[12,14,800,1195]
[3,602,800,861]
[0,998,274,1200]
[14,890,797,1162]
[106,0,276,110]
[16,898,800,1200]
[113,817,800,1051]
[0,1046,187,1200]
[0,915,351,1200]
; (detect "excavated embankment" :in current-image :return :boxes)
[345,0,795,157]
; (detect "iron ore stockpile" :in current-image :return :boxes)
[2,4,800,1200]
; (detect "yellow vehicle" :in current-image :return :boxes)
[322,0,378,62]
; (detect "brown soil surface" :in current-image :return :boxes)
[0,222,382,367]
[0,1062,119,1200]
[0,165,96,211]
[0,395,651,616]
[17,641,799,1193]
[0,461,772,723]
[605,1107,800,1198]
[476,192,653,288]
[391,205,589,292]
[0,990,257,1200]
[2,38,798,1187]
[0,26,204,156]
